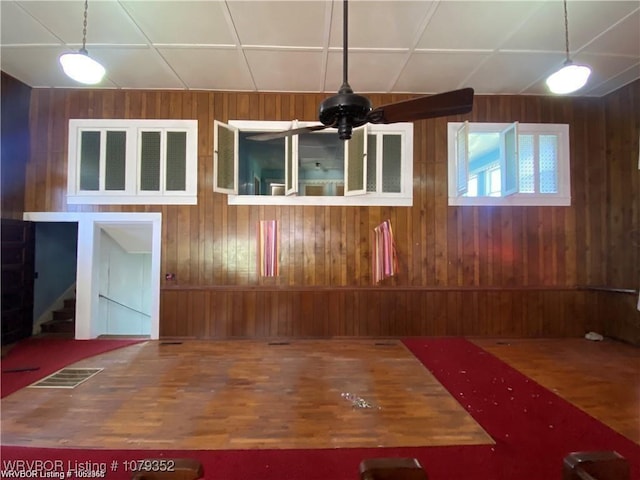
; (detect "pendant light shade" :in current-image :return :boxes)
[546,61,591,95]
[546,0,591,95]
[59,0,105,85]
[60,48,105,85]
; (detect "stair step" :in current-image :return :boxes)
[52,308,75,321]
[63,298,76,308]
[41,319,74,334]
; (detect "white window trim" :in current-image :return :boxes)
[67,119,198,205]
[447,122,571,207]
[222,120,413,207]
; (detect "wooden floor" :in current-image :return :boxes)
[1,337,638,450]
[471,337,640,445]
[0,339,493,449]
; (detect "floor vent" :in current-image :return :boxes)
[374,341,398,346]
[29,368,102,389]
[268,341,290,346]
[160,342,183,345]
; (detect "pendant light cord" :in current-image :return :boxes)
[563,0,571,63]
[81,0,89,54]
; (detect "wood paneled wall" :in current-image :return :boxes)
[160,287,600,339]
[1,73,31,219]
[604,82,640,289]
[21,80,640,339]
[595,290,640,345]
[602,81,640,344]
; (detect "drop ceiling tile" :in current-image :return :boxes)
[581,10,640,57]
[416,1,541,50]
[1,0,637,95]
[581,63,640,97]
[571,52,640,91]
[119,1,236,45]
[394,51,491,94]
[501,1,640,53]
[93,47,184,89]
[244,49,324,92]
[329,1,436,49]
[227,1,328,47]
[159,47,255,91]
[466,51,564,94]
[0,45,117,88]
[1,1,62,45]
[325,50,408,93]
[16,0,148,45]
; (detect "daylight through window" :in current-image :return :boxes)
[448,122,570,206]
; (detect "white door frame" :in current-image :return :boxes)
[23,212,161,339]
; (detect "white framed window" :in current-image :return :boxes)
[448,122,570,206]
[67,119,198,205]
[214,120,413,206]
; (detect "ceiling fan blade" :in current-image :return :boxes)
[247,124,331,141]
[367,88,474,124]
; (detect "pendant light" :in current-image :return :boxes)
[545,0,591,94]
[59,0,105,85]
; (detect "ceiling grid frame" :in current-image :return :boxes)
[0,0,637,96]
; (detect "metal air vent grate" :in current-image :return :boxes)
[29,368,103,389]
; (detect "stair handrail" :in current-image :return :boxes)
[98,294,151,317]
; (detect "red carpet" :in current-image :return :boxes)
[1,338,639,480]
[1,337,143,398]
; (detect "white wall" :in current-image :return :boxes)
[99,230,152,335]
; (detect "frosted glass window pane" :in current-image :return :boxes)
[286,136,293,191]
[518,134,535,193]
[216,124,235,191]
[347,128,364,192]
[140,131,161,191]
[503,124,517,195]
[166,131,186,191]
[382,135,401,193]
[367,135,376,192]
[539,135,558,193]
[80,131,100,191]
[105,131,126,191]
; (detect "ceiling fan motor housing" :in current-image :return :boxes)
[318,92,372,140]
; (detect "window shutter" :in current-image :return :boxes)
[165,131,187,191]
[366,134,377,192]
[285,120,299,196]
[104,131,127,191]
[517,134,535,193]
[382,134,402,193]
[140,131,161,191]
[345,124,367,196]
[456,121,469,195]
[501,122,519,196]
[79,131,101,191]
[213,120,238,194]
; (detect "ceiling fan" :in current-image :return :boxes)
[249,0,474,142]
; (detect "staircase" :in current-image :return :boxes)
[40,298,75,336]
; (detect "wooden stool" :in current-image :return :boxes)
[563,451,629,480]
[130,458,203,480]
[360,458,428,480]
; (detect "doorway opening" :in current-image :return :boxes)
[23,212,161,339]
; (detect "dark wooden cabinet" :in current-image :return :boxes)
[1,219,35,345]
